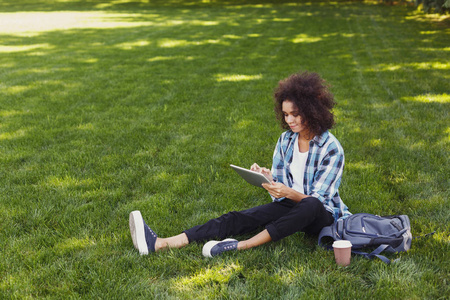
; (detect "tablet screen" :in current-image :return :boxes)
[230,164,271,188]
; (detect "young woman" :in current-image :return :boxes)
[129,71,351,257]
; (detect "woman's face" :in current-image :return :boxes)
[282,100,307,134]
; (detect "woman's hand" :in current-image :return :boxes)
[262,181,309,202]
[250,163,273,182]
[261,182,289,199]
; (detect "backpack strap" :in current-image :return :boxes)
[413,231,436,240]
[353,231,436,264]
[351,244,392,264]
[318,223,337,250]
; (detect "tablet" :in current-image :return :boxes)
[230,164,272,188]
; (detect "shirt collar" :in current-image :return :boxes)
[286,130,329,147]
[311,131,329,147]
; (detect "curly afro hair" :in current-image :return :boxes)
[274,71,336,136]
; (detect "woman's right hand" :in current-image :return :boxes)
[251,163,273,182]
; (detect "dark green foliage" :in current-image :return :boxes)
[416,0,450,13]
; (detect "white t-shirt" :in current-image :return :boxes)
[290,136,308,194]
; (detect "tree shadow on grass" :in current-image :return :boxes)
[0,0,448,242]
[1,1,448,212]
[0,1,449,299]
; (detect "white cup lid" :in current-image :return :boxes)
[332,240,352,248]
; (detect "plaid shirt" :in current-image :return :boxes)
[271,130,351,221]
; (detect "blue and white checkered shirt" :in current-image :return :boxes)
[271,130,351,221]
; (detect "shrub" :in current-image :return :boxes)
[416,0,450,13]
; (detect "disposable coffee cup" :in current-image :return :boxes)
[332,240,352,267]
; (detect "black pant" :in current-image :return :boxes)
[184,197,334,243]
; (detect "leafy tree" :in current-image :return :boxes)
[416,0,450,13]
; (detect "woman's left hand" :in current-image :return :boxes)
[261,182,289,199]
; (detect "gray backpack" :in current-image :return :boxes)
[318,213,413,264]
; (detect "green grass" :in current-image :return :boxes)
[1,0,449,298]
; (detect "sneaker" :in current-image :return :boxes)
[202,238,238,257]
[129,210,158,255]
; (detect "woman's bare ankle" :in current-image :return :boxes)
[237,241,248,250]
[154,238,167,252]
[154,234,189,251]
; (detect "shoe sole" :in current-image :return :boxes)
[129,210,149,255]
[202,238,237,257]
[202,240,218,257]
